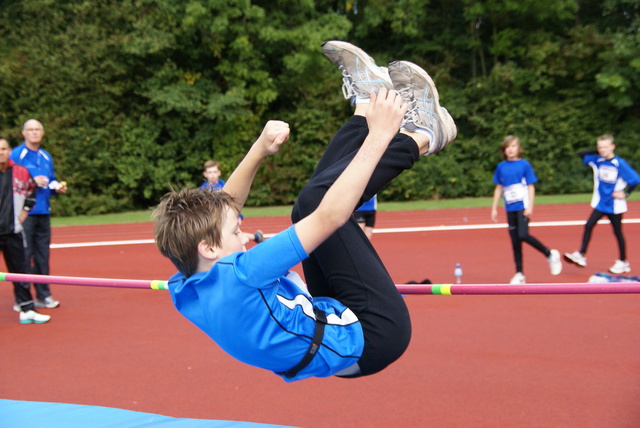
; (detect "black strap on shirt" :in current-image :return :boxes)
[278,308,327,379]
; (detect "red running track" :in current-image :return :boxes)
[1,203,639,427]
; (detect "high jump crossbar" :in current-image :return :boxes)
[2,272,640,295]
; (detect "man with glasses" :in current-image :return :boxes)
[10,119,67,310]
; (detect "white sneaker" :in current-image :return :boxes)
[547,249,562,275]
[321,41,393,100]
[35,296,60,309]
[12,304,20,313]
[19,310,51,324]
[510,272,526,284]
[388,60,457,156]
[609,259,631,274]
[564,251,587,268]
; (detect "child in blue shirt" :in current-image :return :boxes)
[199,160,263,243]
[199,160,226,191]
[564,134,640,274]
[354,194,377,239]
[153,41,456,381]
[491,135,562,284]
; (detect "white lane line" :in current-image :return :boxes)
[373,218,640,234]
[51,239,155,249]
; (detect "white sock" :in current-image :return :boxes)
[401,126,435,143]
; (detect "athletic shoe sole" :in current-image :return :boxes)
[19,318,50,324]
[563,253,586,268]
[609,267,631,274]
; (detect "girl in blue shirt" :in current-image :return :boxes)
[491,136,562,284]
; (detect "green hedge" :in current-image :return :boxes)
[1,1,637,216]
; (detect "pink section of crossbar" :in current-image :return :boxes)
[396,282,640,294]
[2,272,640,294]
[0,272,160,289]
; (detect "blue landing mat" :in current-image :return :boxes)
[0,399,296,427]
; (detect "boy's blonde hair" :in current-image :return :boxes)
[500,135,523,160]
[153,188,235,277]
[203,160,220,171]
[597,134,614,144]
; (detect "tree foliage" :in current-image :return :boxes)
[0,0,638,215]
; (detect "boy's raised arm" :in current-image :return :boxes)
[223,120,290,212]
[295,88,407,255]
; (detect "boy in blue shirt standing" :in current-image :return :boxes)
[153,41,456,381]
[200,159,263,243]
[354,194,377,240]
[564,134,640,274]
[200,160,226,191]
[491,135,562,284]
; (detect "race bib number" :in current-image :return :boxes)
[503,183,526,204]
[598,165,618,184]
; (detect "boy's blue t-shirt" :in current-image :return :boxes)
[583,154,640,214]
[168,226,364,382]
[200,179,226,191]
[356,194,377,212]
[9,143,57,215]
[492,159,538,212]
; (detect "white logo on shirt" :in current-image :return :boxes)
[598,165,618,184]
[277,294,359,326]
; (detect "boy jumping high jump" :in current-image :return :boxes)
[153,41,456,381]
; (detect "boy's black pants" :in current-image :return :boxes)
[580,209,625,260]
[291,115,417,376]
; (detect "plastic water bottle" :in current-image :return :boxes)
[454,263,463,284]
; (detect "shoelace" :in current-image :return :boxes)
[397,87,414,104]
[339,65,358,100]
[341,76,355,99]
[401,108,422,130]
[339,67,357,99]
[339,65,392,99]
[399,90,423,130]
